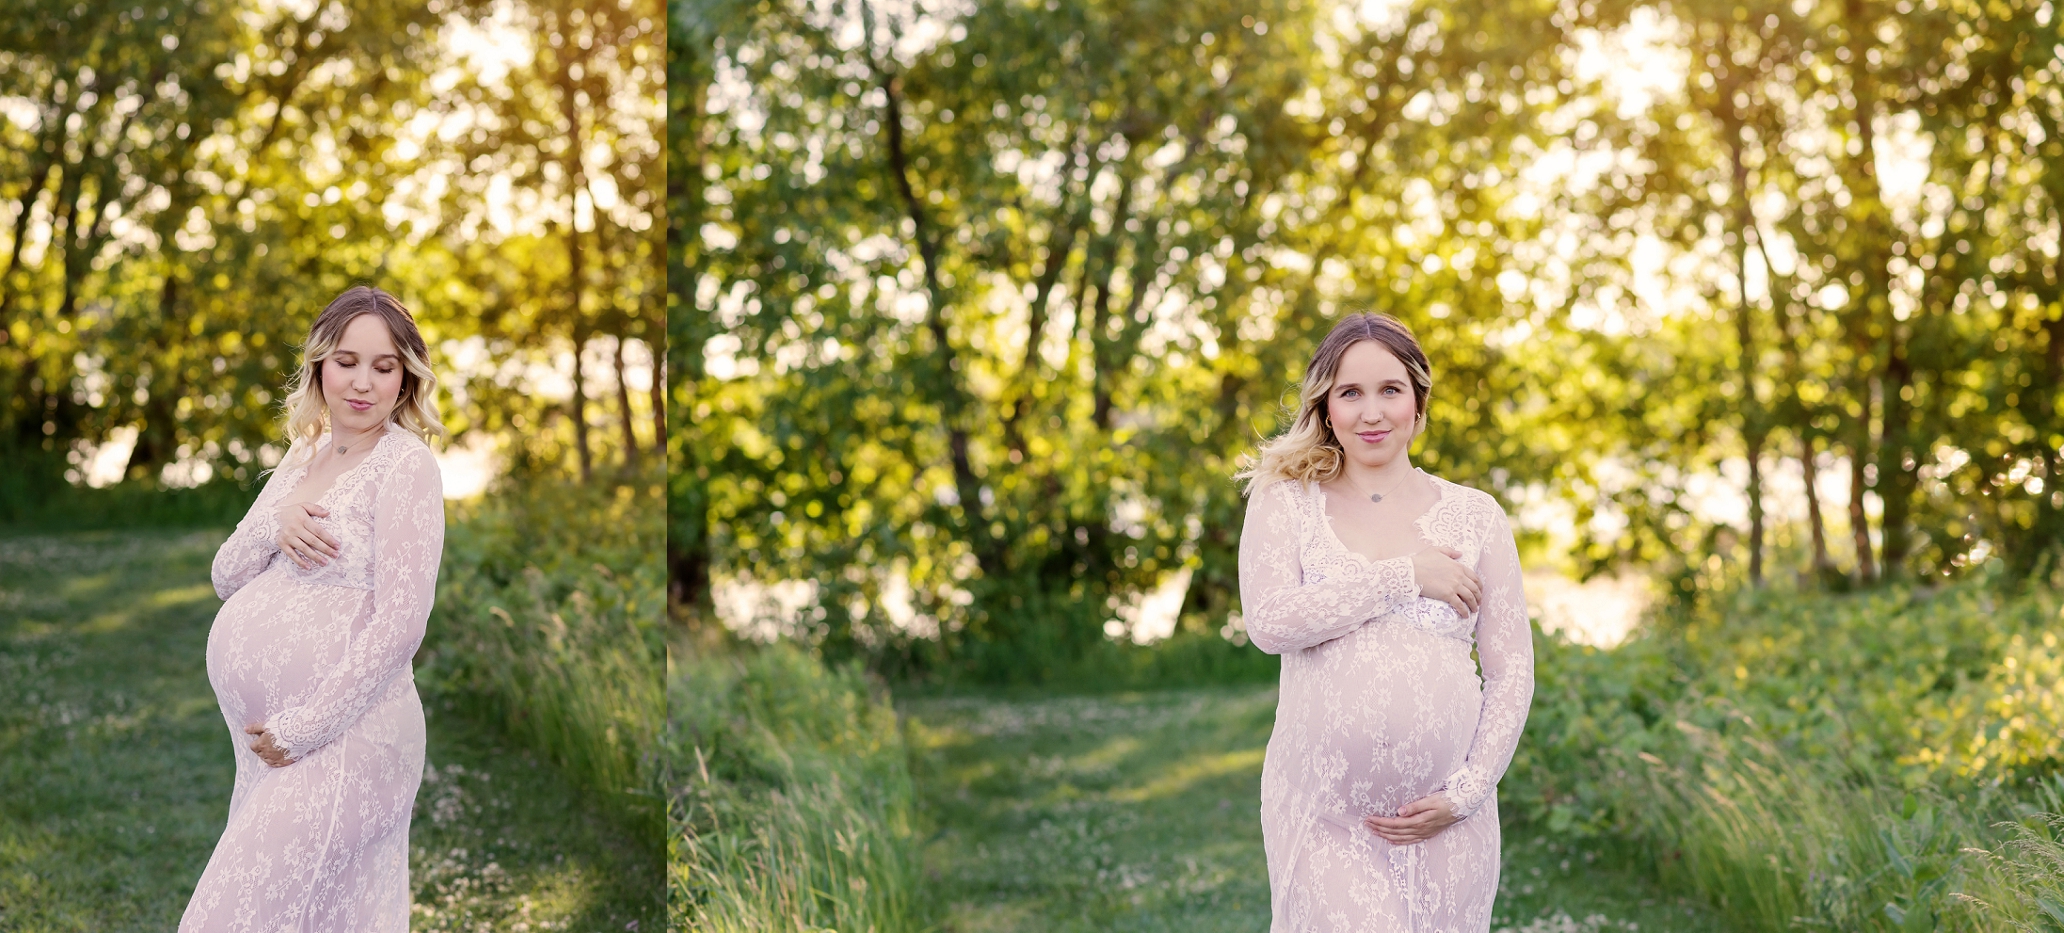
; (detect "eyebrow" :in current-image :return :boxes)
[333,351,402,363]
[1336,378,1408,390]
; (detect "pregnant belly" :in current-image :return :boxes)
[1273,621,1483,825]
[206,572,373,726]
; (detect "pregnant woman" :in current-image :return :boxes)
[181,286,447,931]
[1237,312,1533,932]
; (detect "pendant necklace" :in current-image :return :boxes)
[335,425,376,455]
[1355,468,1413,504]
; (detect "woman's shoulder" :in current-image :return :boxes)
[376,427,439,472]
[1249,475,1315,506]
[1425,472,1511,523]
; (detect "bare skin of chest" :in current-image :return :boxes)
[1317,475,1441,563]
[279,445,377,511]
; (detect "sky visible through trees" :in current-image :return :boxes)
[678,0,2064,676]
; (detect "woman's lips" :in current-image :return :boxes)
[346,399,373,412]
[1357,430,1389,443]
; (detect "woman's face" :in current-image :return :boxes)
[320,313,406,438]
[1323,339,1421,468]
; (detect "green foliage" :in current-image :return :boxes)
[1504,574,2064,931]
[678,0,2064,676]
[420,470,667,842]
[0,464,259,531]
[670,637,927,933]
[2,0,662,494]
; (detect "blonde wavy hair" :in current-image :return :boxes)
[278,286,447,468]
[1236,313,1433,494]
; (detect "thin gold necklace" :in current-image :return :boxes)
[1348,467,1414,504]
[334,424,381,456]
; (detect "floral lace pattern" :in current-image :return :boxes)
[180,426,444,932]
[1240,474,1534,933]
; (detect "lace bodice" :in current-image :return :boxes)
[209,427,444,760]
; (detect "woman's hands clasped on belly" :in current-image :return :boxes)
[1410,546,1481,615]
[1364,793,1460,845]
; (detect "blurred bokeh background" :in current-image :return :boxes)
[674,0,2064,929]
[1,0,665,926]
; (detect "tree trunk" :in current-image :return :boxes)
[614,334,639,468]
[1800,433,1833,576]
[0,158,58,332]
[559,49,592,483]
[867,4,1001,577]
[1842,0,1897,580]
[1848,407,1876,584]
[648,330,666,463]
[1087,168,1137,433]
[1002,165,1089,459]
[1719,47,1765,586]
[571,326,591,482]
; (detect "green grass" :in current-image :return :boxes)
[670,635,927,933]
[1496,571,2064,933]
[0,527,659,930]
[901,683,1729,933]
[424,472,668,840]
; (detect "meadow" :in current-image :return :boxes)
[672,569,2064,933]
[0,476,664,929]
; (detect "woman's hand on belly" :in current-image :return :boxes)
[244,723,293,768]
[1363,793,1459,845]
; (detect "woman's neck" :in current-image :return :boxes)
[1339,455,1415,492]
[330,420,385,454]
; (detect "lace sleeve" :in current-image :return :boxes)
[1437,500,1534,819]
[266,443,444,761]
[211,457,300,600]
[1239,479,1421,655]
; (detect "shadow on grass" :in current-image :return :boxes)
[0,528,657,931]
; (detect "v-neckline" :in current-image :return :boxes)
[284,426,392,510]
[1311,468,1450,567]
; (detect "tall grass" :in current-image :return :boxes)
[1506,569,2064,932]
[670,635,926,933]
[420,470,666,840]
[1962,785,2064,932]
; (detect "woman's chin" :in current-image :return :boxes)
[331,409,387,432]
[1346,447,1406,469]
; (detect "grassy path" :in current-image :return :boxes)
[0,529,658,931]
[904,686,1731,933]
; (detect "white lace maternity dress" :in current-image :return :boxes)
[1240,471,1533,933]
[180,426,443,932]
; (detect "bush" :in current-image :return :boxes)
[670,636,926,933]
[418,470,667,842]
[1503,570,2064,931]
